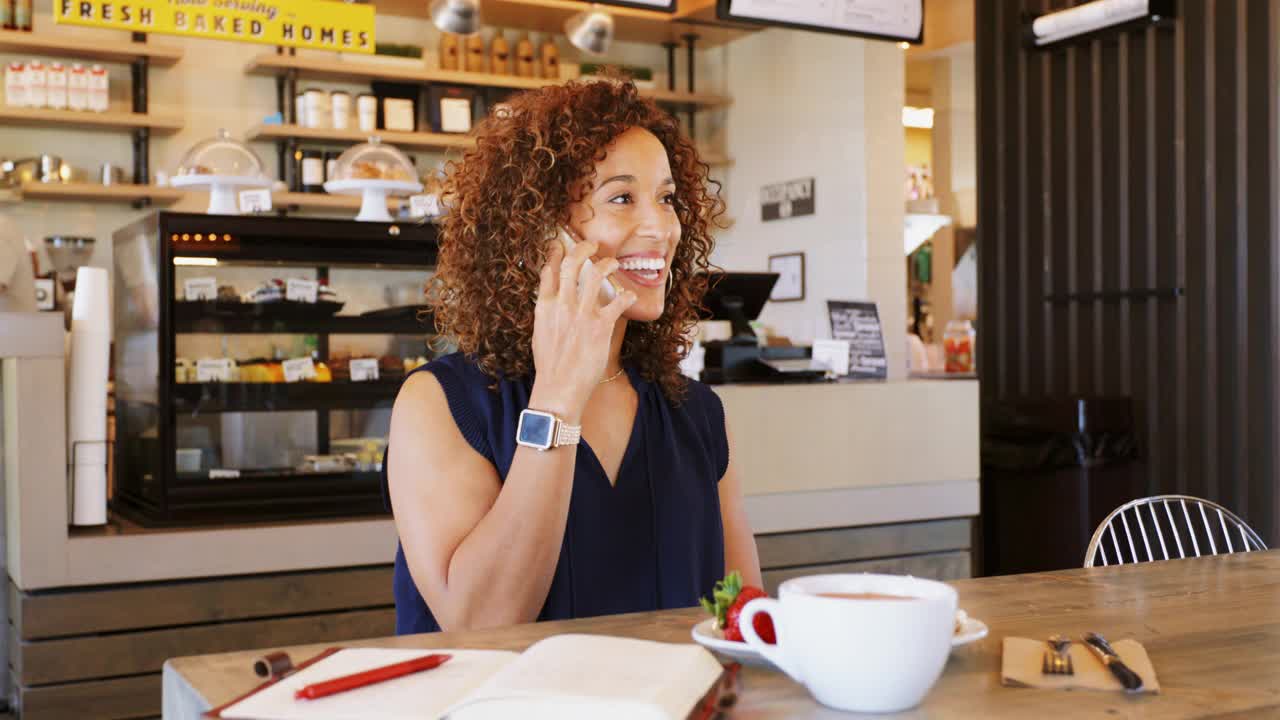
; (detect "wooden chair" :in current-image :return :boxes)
[1084,495,1268,568]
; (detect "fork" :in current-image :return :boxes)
[1042,634,1075,676]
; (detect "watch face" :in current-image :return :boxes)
[517,410,554,450]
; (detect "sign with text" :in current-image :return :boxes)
[195,358,235,383]
[285,278,318,303]
[282,357,316,383]
[183,276,217,301]
[827,300,888,379]
[239,188,273,213]
[54,0,375,53]
[761,177,815,222]
[349,358,379,382]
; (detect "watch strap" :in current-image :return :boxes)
[553,419,581,448]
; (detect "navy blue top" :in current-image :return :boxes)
[385,352,729,635]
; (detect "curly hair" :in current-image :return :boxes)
[428,76,725,400]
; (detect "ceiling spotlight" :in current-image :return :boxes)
[429,0,481,36]
[565,5,614,56]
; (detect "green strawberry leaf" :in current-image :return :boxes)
[699,571,744,629]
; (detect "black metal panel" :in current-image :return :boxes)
[977,0,1279,548]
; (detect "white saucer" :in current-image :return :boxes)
[691,618,778,669]
[690,611,988,667]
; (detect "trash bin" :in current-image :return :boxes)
[980,397,1143,576]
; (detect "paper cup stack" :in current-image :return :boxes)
[68,266,110,526]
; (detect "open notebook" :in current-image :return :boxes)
[216,634,726,720]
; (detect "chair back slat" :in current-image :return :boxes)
[1147,503,1170,560]
[1198,502,1217,555]
[1084,495,1268,568]
[1181,500,1202,557]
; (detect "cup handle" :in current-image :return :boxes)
[738,598,802,682]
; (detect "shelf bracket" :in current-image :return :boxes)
[683,33,698,139]
[131,56,150,184]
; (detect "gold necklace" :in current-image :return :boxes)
[598,367,626,385]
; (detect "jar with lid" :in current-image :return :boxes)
[299,149,324,193]
[303,88,326,129]
[356,93,377,131]
[331,91,350,130]
[943,319,976,373]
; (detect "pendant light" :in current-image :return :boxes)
[430,0,481,36]
[565,4,614,56]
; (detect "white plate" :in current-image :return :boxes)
[323,178,423,195]
[691,618,778,669]
[690,611,988,667]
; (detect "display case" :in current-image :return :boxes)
[112,212,439,525]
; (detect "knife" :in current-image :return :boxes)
[1083,632,1144,692]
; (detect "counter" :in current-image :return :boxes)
[6,364,977,589]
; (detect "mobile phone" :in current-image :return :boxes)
[557,227,623,306]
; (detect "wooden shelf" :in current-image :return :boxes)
[0,29,183,66]
[247,123,473,152]
[245,53,731,109]
[0,105,182,133]
[271,191,406,212]
[21,181,184,204]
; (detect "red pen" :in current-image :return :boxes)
[294,653,453,700]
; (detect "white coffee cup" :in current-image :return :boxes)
[739,573,957,713]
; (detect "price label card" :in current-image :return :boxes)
[812,339,851,376]
[285,278,318,304]
[184,277,218,301]
[209,469,242,480]
[239,188,273,213]
[282,357,316,383]
[409,194,440,218]
[349,357,380,382]
[196,358,235,382]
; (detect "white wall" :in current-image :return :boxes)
[714,29,905,377]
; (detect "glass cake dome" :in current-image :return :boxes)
[327,136,418,183]
[171,129,271,215]
[324,136,423,222]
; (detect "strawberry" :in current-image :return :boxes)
[699,572,775,644]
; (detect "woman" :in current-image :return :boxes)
[386,77,762,634]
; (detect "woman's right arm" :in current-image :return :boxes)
[387,239,634,631]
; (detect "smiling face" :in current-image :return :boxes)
[567,126,682,322]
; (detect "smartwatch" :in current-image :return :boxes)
[516,408,581,451]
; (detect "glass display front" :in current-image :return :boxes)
[112,212,440,525]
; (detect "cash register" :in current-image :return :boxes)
[700,271,830,384]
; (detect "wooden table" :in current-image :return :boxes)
[164,551,1280,719]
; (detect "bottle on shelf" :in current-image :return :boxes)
[88,63,108,112]
[300,149,324,194]
[539,37,560,80]
[465,33,486,73]
[26,59,44,108]
[1,0,15,31]
[515,34,536,78]
[490,29,510,75]
[4,62,25,107]
[46,62,67,110]
[68,63,87,111]
[438,33,460,71]
[14,0,31,31]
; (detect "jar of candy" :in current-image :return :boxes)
[943,319,976,373]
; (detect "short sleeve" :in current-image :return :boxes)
[690,381,730,481]
[422,361,492,461]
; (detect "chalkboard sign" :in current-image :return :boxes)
[828,300,888,379]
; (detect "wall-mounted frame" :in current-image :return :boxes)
[717,0,923,44]
[1024,0,1175,49]
[583,0,677,13]
[768,252,805,302]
